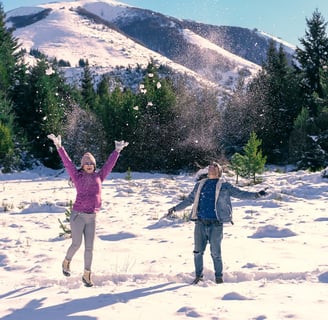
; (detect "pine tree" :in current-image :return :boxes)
[232,132,266,183]
[241,41,302,164]
[230,152,246,184]
[295,9,328,116]
[289,107,326,170]
[0,4,29,171]
[0,121,14,172]
[290,9,328,169]
[0,93,14,172]
[81,60,96,110]
[16,59,71,168]
[97,83,137,144]
[260,42,302,163]
[288,65,328,170]
[58,200,72,237]
[0,92,14,128]
[132,64,177,171]
[94,75,138,170]
[0,3,22,94]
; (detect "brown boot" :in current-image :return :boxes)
[62,259,71,277]
[82,270,94,287]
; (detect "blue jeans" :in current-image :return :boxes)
[193,220,223,278]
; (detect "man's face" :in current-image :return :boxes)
[208,164,220,178]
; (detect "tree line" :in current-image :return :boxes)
[0,5,328,174]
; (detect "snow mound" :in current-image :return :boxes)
[249,224,297,238]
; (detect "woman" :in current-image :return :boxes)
[48,134,128,287]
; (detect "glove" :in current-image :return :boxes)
[258,189,268,197]
[47,134,62,149]
[167,207,176,217]
[115,140,129,152]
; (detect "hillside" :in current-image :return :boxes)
[5,0,295,93]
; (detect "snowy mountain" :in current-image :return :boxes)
[5,0,296,92]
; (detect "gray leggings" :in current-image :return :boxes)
[65,211,96,271]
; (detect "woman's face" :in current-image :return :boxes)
[83,163,95,173]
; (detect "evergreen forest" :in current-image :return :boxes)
[1,5,328,174]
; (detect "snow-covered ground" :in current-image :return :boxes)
[0,165,327,319]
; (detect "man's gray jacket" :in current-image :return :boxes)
[174,178,260,224]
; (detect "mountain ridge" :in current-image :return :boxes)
[5,0,295,93]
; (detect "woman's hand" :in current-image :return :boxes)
[47,134,62,149]
[115,140,129,152]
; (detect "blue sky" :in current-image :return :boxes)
[2,0,328,46]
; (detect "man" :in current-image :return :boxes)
[167,162,267,285]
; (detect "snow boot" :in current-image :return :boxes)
[82,270,94,287]
[62,259,71,277]
[215,277,224,284]
[191,275,203,285]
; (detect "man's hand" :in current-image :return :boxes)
[258,188,268,197]
[167,207,176,217]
